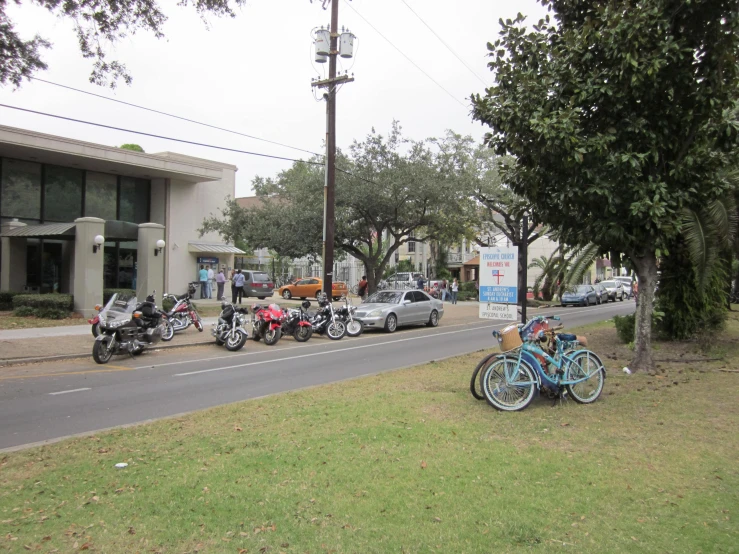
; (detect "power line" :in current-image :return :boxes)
[399,0,489,87]
[0,103,323,165]
[342,0,468,109]
[0,103,381,185]
[30,77,325,159]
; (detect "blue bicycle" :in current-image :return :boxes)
[478,315,606,412]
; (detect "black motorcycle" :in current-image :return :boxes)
[334,296,363,337]
[92,292,171,364]
[309,294,346,340]
[281,301,314,342]
[212,301,249,351]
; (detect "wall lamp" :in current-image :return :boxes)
[93,235,105,254]
[154,239,166,256]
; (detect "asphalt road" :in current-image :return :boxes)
[0,302,634,451]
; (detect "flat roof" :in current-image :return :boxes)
[0,125,238,183]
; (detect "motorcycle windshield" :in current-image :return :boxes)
[98,293,138,327]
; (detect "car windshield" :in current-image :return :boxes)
[388,273,411,282]
[575,285,591,293]
[615,277,632,284]
[601,281,616,287]
[252,272,271,282]
[365,291,402,304]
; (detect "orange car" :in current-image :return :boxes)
[277,277,348,301]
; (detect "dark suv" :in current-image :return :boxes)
[242,271,275,299]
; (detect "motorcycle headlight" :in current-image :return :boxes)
[107,320,126,328]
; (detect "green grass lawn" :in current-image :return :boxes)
[1,316,737,553]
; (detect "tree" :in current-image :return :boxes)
[119,143,145,153]
[1,0,246,87]
[200,123,477,293]
[472,0,739,372]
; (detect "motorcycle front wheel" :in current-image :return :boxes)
[225,331,248,351]
[92,339,114,364]
[326,320,346,340]
[346,320,363,337]
[293,325,313,342]
[161,321,174,342]
[263,327,282,345]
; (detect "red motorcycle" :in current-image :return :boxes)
[163,287,203,338]
[251,303,284,345]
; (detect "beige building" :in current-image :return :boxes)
[0,125,243,315]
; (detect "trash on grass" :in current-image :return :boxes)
[114,463,128,469]
[622,367,632,375]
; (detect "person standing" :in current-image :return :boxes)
[233,269,246,304]
[451,278,459,304]
[198,265,208,299]
[441,279,448,301]
[417,275,425,290]
[358,275,368,299]
[216,268,226,301]
[206,265,215,299]
[230,268,237,303]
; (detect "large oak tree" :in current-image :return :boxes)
[472,0,739,372]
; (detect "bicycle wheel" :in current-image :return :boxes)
[470,352,498,400]
[565,350,605,404]
[481,357,537,412]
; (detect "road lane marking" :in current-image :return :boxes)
[49,387,91,395]
[0,365,136,381]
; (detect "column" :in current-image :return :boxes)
[72,217,105,316]
[137,223,165,306]
[0,219,28,292]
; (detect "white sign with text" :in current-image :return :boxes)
[478,246,519,320]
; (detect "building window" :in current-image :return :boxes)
[85,172,118,220]
[1,159,41,220]
[407,232,416,253]
[44,165,83,222]
[119,177,150,223]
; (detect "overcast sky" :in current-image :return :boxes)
[1,0,549,197]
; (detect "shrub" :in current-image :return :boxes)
[613,314,635,343]
[12,294,74,318]
[0,291,21,311]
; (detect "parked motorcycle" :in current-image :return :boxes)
[212,301,250,351]
[251,303,284,345]
[92,292,172,364]
[163,283,203,337]
[335,296,363,337]
[281,301,314,342]
[309,294,346,340]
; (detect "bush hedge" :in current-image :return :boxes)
[613,313,635,343]
[0,291,21,311]
[12,294,74,319]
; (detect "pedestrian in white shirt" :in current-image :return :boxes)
[207,265,215,299]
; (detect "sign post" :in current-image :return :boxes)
[478,246,519,321]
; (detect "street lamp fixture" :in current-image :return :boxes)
[92,234,104,254]
[154,239,166,256]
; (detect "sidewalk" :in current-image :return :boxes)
[0,301,485,366]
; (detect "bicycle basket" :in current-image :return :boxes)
[497,323,523,352]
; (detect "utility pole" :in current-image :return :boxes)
[311,1,355,298]
[520,212,529,324]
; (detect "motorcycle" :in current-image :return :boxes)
[92,291,172,364]
[334,296,363,337]
[281,301,314,342]
[309,294,346,340]
[212,301,250,351]
[251,303,284,345]
[163,283,203,337]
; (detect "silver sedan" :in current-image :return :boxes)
[353,289,444,333]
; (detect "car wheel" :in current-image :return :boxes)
[427,310,439,327]
[584,298,590,307]
[315,290,322,299]
[384,313,398,333]
[282,290,292,299]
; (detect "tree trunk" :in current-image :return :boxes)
[630,251,659,373]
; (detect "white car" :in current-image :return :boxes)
[384,272,426,290]
[615,276,633,298]
[354,289,443,332]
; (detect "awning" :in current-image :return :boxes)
[463,255,480,266]
[188,241,245,254]
[0,222,76,238]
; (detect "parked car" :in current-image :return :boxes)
[560,284,598,307]
[241,270,275,299]
[600,279,625,302]
[615,276,633,298]
[384,272,426,289]
[354,289,443,333]
[278,277,348,301]
[593,282,609,304]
